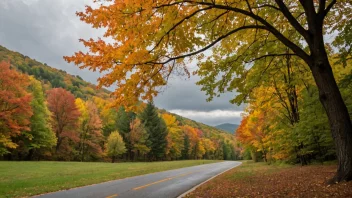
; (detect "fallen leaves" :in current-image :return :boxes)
[186,161,352,198]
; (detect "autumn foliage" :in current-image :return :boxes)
[0,50,238,161]
[0,61,32,155]
[64,0,352,182]
[47,88,81,156]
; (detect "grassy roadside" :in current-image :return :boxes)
[0,160,220,197]
[186,161,352,198]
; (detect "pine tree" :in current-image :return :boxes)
[116,106,135,134]
[116,106,135,160]
[139,101,167,160]
[182,135,190,160]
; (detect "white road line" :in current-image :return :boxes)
[177,161,242,198]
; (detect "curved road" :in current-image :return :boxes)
[35,161,241,198]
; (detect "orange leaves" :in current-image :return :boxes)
[0,61,32,153]
[47,88,81,152]
[65,0,211,109]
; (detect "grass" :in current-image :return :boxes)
[222,160,292,181]
[0,160,221,197]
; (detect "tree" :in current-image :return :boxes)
[0,61,32,155]
[47,88,80,156]
[26,77,56,159]
[66,0,352,181]
[202,138,216,159]
[105,131,127,163]
[182,134,190,160]
[129,118,150,160]
[116,106,135,160]
[162,114,184,160]
[182,125,202,159]
[139,101,168,160]
[93,97,118,137]
[76,99,104,161]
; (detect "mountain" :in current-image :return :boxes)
[0,45,232,139]
[215,123,239,134]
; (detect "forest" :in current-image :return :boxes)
[0,45,239,162]
[62,0,352,183]
[235,54,351,164]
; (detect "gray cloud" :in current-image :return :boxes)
[0,0,102,84]
[169,109,243,126]
[0,0,244,125]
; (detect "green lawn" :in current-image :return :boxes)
[0,160,221,197]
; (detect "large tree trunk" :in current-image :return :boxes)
[297,4,352,182]
[310,47,352,182]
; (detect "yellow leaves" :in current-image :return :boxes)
[202,138,216,153]
[76,98,89,122]
[161,113,183,158]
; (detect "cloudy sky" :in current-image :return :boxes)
[0,0,244,126]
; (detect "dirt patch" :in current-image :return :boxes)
[186,162,352,198]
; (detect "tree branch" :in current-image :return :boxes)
[146,25,267,65]
[318,0,326,14]
[252,4,280,11]
[150,6,213,52]
[180,0,311,64]
[245,53,297,63]
[274,0,309,42]
[323,0,337,17]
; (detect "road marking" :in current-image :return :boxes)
[177,162,242,198]
[105,193,118,198]
[133,172,195,190]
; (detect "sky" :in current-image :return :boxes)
[0,0,244,126]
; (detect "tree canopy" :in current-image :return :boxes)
[65,0,352,182]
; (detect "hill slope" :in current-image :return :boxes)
[0,45,231,138]
[215,123,239,134]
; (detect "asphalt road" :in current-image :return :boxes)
[35,161,241,198]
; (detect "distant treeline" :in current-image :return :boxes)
[0,46,239,162]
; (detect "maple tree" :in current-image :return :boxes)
[76,99,104,161]
[66,0,352,181]
[93,97,119,137]
[162,113,184,160]
[0,61,32,155]
[47,88,81,156]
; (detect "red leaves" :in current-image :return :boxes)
[0,61,32,152]
[187,163,352,198]
[47,88,80,152]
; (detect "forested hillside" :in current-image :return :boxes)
[0,45,238,162]
[0,45,110,100]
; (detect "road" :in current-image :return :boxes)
[35,161,241,198]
